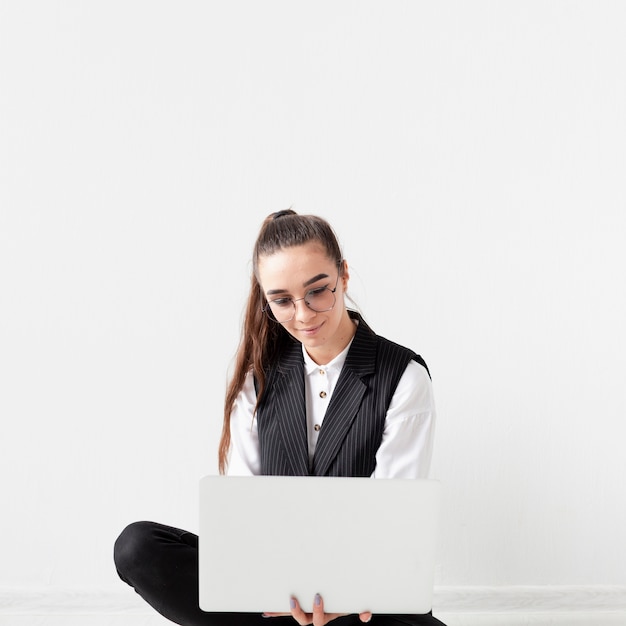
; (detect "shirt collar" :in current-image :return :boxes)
[302,339,353,376]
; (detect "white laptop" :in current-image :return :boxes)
[198,475,441,615]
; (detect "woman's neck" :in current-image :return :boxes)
[305,311,357,365]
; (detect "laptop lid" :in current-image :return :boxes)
[198,475,441,614]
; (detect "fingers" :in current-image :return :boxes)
[312,592,324,624]
[288,595,312,625]
[359,611,373,623]
[289,594,348,626]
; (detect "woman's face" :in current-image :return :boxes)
[257,242,355,364]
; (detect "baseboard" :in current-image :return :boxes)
[1,585,626,626]
[434,584,626,612]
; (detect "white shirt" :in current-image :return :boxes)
[227,343,436,479]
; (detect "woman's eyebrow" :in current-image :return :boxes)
[303,273,330,288]
[265,273,330,296]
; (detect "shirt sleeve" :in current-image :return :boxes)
[226,370,261,476]
[371,359,436,479]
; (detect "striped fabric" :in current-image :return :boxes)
[257,311,429,477]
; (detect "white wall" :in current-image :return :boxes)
[1,0,625,601]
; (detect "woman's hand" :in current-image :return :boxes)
[263,593,372,625]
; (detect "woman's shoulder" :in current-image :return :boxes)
[349,311,431,376]
[371,328,431,380]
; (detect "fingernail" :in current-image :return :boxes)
[315,593,321,606]
[290,597,296,609]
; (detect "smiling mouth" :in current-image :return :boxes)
[300,324,322,333]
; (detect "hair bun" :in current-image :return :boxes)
[271,209,296,220]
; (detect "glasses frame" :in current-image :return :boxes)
[261,275,340,323]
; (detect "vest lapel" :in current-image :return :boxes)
[273,344,310,476]
[311,317,377,476]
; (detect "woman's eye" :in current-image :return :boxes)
[307,287,327,298]
[271,298,293,307]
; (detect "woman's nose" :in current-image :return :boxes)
[293,297,316,322]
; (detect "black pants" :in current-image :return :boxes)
[114,521,447,626]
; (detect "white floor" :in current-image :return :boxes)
[2,613,626,626]
[2,587,626,626]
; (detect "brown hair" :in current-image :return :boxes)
[218,209,345,473]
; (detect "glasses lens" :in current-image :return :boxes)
[305,286,335,312]
[265,299,295,323]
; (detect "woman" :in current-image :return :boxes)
[114,210,445,626]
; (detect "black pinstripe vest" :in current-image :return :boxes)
[256,311,429,477]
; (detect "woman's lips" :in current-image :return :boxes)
[299,323,322,336]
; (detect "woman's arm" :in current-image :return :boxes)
[226,370,261,476]
[372,359,436,479]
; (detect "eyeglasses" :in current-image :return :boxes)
[262,275,340,323]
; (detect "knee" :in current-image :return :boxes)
[113,521,155,581]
